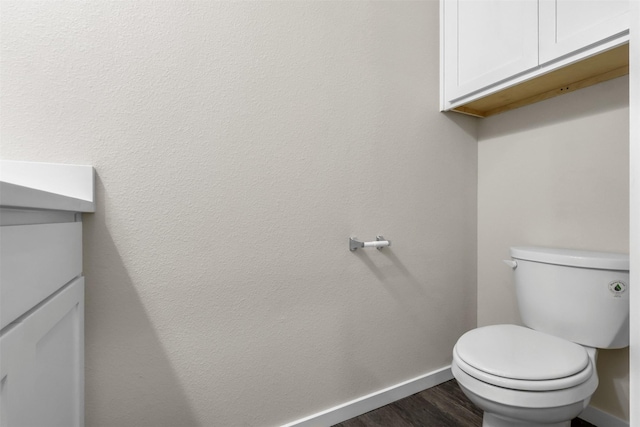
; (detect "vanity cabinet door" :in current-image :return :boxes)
[0,278,84,427]
[442,0,538,104]
[539,0,629,64]
[0,222,82,330]
[0,324,28,427]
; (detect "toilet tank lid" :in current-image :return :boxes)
[510,246,629,270]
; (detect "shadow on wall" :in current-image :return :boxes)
[351,248,429,326]
[336,248,433,396]
[82,175,199,427]
[592,347,630,420]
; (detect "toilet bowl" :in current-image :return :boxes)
[452,324,598,427]
[451,246,629,427]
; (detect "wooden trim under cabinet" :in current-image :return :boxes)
[451,44,629,118]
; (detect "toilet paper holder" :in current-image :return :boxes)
[349,236,391,251]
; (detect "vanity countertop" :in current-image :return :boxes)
[0,160,95,212]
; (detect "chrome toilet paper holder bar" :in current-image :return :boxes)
[349,236,391,251]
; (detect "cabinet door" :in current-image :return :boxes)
[0,278,84,427]
[539,0,629,64]
[442,0,538,104]
[0,325,29,427]
[0,222,82,329]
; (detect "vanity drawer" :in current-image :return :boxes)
[0,222,82,329]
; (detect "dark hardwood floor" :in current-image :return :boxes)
[332,379,597,427]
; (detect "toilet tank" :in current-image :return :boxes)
[510,246,629,349]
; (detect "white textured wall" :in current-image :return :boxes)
[477,76,630,420]
[0,2,478,426]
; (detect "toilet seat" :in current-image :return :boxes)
[454,324,593,391]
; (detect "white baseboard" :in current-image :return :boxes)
[580,405,629,427]
[281,365,453,427]
[280,366,629,427]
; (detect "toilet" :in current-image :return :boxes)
[452,246,629,427]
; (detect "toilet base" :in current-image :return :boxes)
[452,360,593,427]
[483,412,570,427]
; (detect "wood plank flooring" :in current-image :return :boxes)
[332,379,597,427]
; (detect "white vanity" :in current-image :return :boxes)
[0,160,94,427]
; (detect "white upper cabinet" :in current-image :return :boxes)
[441,0,630,116]
[539,0,629,63]
[442,0,538,102]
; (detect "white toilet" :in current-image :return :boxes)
[452,246,629,427]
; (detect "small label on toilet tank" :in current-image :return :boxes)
[608,281,627,297]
